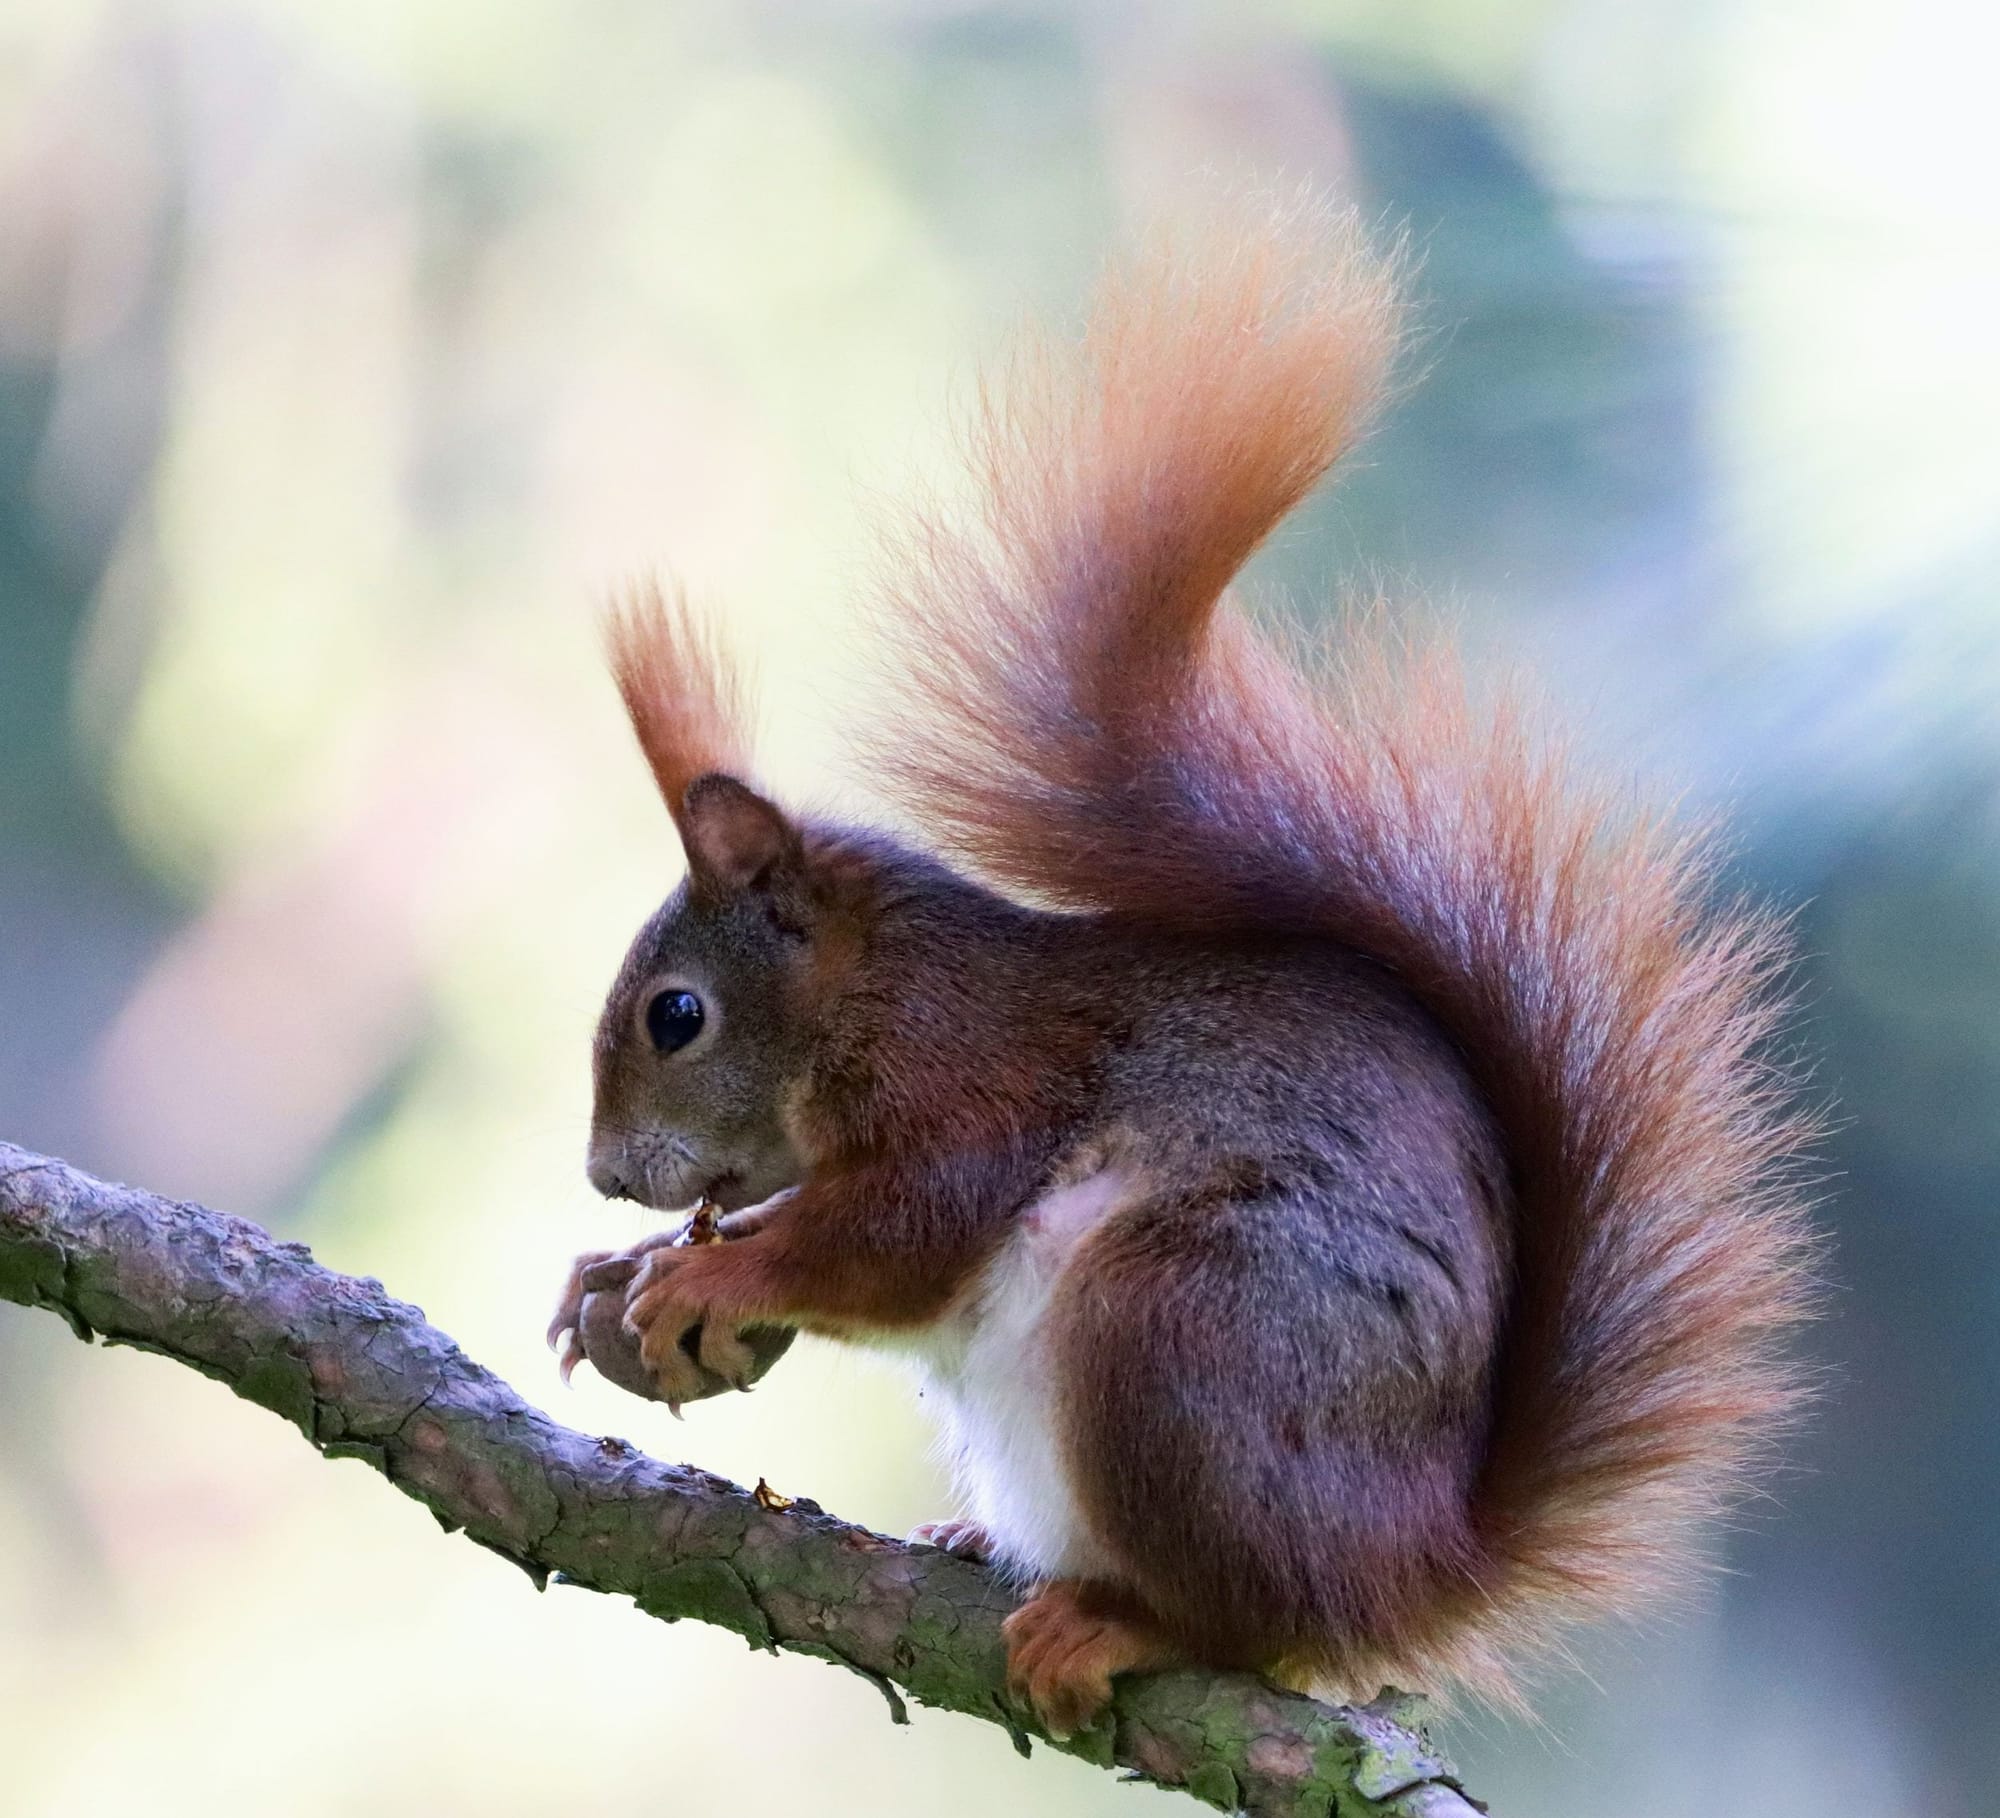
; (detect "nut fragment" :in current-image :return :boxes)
[679,1202,724,1245]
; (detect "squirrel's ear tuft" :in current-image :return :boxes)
[678,774,801,899]
[605,580,751,813]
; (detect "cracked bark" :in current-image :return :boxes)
[0,1140,1482,1818]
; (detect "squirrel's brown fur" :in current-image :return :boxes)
[579,196,1817,1721]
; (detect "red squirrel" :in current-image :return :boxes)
[546,201,1816,1735]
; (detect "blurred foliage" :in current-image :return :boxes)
[1,4,1995,1816]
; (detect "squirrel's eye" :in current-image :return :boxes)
[644,989,706,1054]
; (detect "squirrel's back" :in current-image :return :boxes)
[867,194,1820,1702]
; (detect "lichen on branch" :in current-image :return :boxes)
[0,1140,1478,1818]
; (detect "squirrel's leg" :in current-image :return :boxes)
[619,1151,1044,1402]
[1044,1174,1493,1699]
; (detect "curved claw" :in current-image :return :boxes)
[546,1301,581,1352]
[548,1247,614,1355]
[909,1519,994,1562]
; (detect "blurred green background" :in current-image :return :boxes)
[2,2,1996,1814]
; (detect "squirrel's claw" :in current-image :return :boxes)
[555,1314,596,1386]
[909,1519,994,1562]
[547,1247,614,1357]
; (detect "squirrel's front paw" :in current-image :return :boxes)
[622,1247,760,1410]
[547,1231,682,1391]
[547,1248,616,1385]
[548,1224,794,1408]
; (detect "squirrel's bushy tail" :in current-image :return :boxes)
[869,195,1818,1701]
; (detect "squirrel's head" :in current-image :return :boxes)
[587,773,819,1213]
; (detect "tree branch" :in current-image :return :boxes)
[0,1141,1479,1818]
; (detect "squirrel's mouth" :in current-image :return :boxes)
[638,1168,742,1216]
[584,1133,742,1214]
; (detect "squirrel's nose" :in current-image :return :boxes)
[586,1144,637,1202]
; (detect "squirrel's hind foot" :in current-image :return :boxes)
[1003,1579,1181,1739]
[908,1519,995,1561]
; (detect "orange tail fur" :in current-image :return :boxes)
[868,195,1819,1697]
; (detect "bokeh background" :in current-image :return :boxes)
[3,3,1996,1814]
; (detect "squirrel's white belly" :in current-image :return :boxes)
[905,1168,1137,1585]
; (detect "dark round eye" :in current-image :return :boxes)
[644,989,706,1053]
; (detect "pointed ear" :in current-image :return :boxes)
[677,773,802,899]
